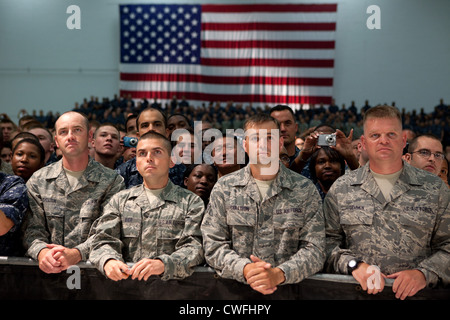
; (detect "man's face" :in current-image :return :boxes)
[270,110,298,147]
[54,113,90,158]
[174,132,201,165]
[361,117,406,167]
[167,115,190,136]
[92,125,121,157]
[406,136,444,175]
[212,136,239,168]
[244,121,282,166]
[138,110,167,137]
[28,127,54,156]
[136,137,173,187]
[1,122,14,142]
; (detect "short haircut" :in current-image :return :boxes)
[13,137,45,165]
[27,125,54,143]
[136,107,167,129]
[407,134,443,153]
[243,113,280,131]
[363,105,402,128]
[138,130,172,154]
[93,122,120,138]
[55,111,90,131]
[168,113,192,128]
[269,104,295,119]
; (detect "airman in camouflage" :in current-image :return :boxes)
[201,113,325,295]
[324,105,450,299]
[23,111,125,273]
[89,131,204,281]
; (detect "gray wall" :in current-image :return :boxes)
[1,0,449,122]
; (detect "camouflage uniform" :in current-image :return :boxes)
[324,161,450,287]
[23,158,125,261]
[0,173,28,256]
[201,163,325,284]
[89,181,204,280]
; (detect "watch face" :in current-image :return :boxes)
[349,260,357,268]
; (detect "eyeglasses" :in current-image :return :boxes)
[410,149,445,161]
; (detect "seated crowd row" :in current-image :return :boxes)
[0,103,449,300]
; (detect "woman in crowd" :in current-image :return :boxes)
[11,138,45,182]
[183,163,217,206]
[308,146,346,200]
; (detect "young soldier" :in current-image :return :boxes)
[201,113,325,295]
[89,131,204,281]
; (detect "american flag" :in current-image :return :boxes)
[119,4,337,109]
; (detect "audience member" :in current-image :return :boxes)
[183,163,217,206]
[89,131,204,281]
[309,147,346,200]
[26,126,57,165]
[295,137,305,150]
[211,134,245,179]
[291,124,359,178]
[91,123,122,169]
[269,105,300,168]
[0,172,28,256]
[172,128,202,166]
[404,134,445,176]
[1,141,12,163]
[11,138,45,182]
[324,105,450,299]
[202,113,325,295]
[23,111,125,274]
[0,117,16,143]
[121,130,138,163]
[438,157,449,188]
[167,113,192,138]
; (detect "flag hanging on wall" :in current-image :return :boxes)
[119,3,337,109]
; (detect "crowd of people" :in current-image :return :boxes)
[0,95,449,300]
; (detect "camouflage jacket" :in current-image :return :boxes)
[201,163,326,284]
[24,158,125,261]
[324,161,450,287]
[89,181,205,281]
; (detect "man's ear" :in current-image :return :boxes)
[403,153,412,163]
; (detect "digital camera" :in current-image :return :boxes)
[123,136,138,148]
[317,134,336,147]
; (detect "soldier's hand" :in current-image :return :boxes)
[130,258,165,281]
[104,259,131,281]
[50,245,82,270]
[351,262,385,295]
[387,269,426,300]
[243,255,285,295]
[37,247,64,274]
